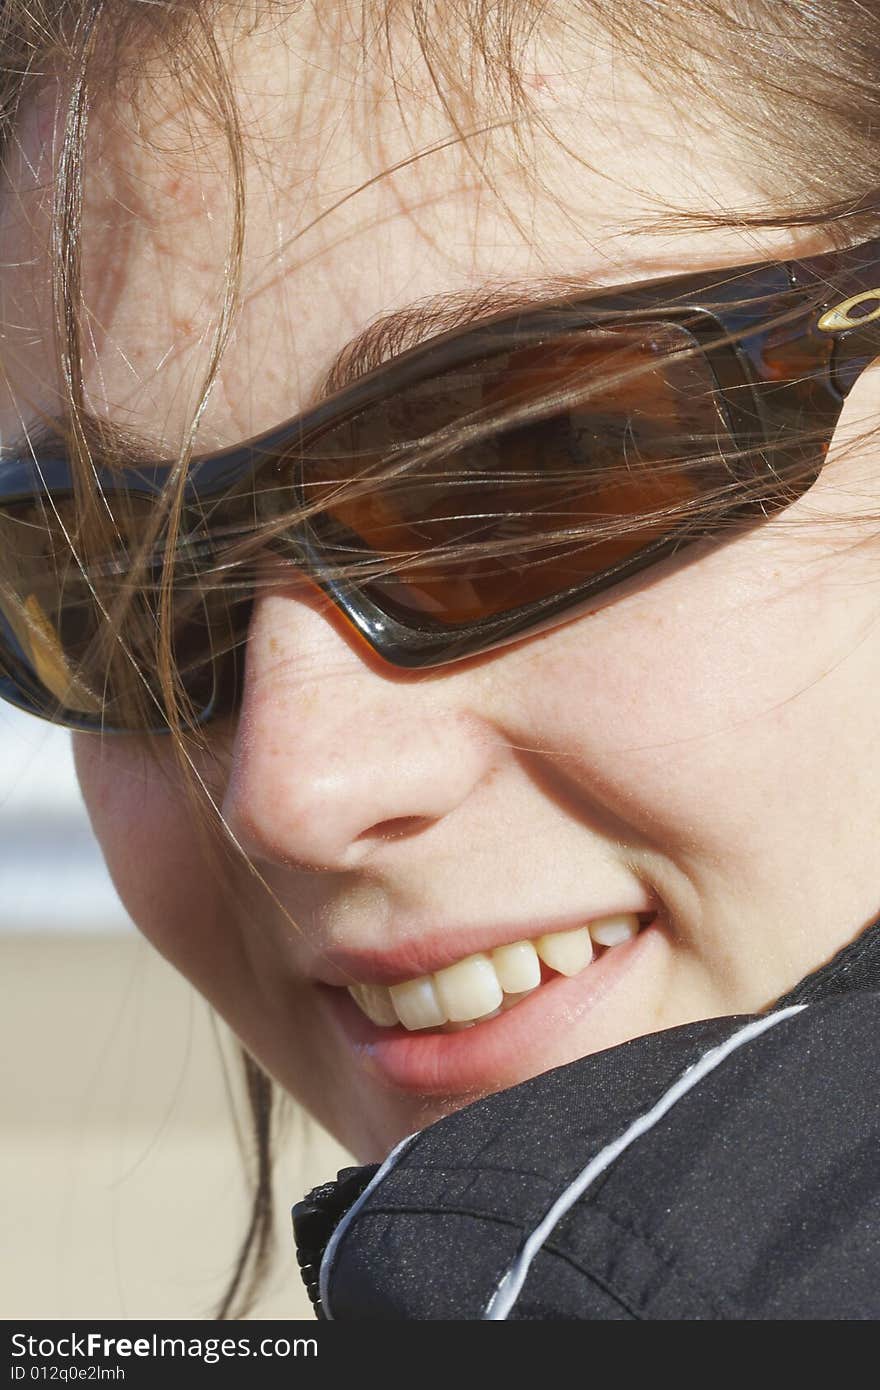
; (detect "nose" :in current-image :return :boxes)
[220,588,496,871]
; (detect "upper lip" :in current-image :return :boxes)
[309,903,659,988]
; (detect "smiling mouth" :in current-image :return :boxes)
[346,913,653,1033]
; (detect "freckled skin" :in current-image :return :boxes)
[3,15,880,1160]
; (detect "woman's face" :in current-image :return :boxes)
[3,13,880,1159]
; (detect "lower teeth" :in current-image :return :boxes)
[500,989,535,1011]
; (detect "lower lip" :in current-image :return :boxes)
[320,921,662,1095]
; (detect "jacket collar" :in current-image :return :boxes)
[774,911,880,1007]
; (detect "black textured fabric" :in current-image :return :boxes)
[294,916,880,1320]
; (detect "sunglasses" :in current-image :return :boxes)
[2,235,880,733]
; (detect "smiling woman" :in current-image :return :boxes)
[1,0,879,1322]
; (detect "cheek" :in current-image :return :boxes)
[517,538,879,868]
[71,736,231,983]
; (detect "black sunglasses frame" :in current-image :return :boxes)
[2,235,880,731]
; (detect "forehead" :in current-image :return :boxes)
[0,7,807,451]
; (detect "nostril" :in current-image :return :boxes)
[356,816,435,843]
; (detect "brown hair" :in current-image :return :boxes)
[2,0,880,1318]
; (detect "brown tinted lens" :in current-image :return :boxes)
[0,491,241,727]
[300,323,736,625]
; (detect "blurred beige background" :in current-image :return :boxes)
[0,709,352,1321]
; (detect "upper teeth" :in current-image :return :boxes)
[346,914,641,1032]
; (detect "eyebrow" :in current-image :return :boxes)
[5,272,605,465]
[319,276,598,397]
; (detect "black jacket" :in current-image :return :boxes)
[293,919,880,1320]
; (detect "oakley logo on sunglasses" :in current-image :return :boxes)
[817,289,880,334]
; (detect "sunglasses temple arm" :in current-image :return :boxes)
[828,314,880,397]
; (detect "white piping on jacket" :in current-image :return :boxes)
[483,1004,808,1320]
[319,1129,419,1320]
